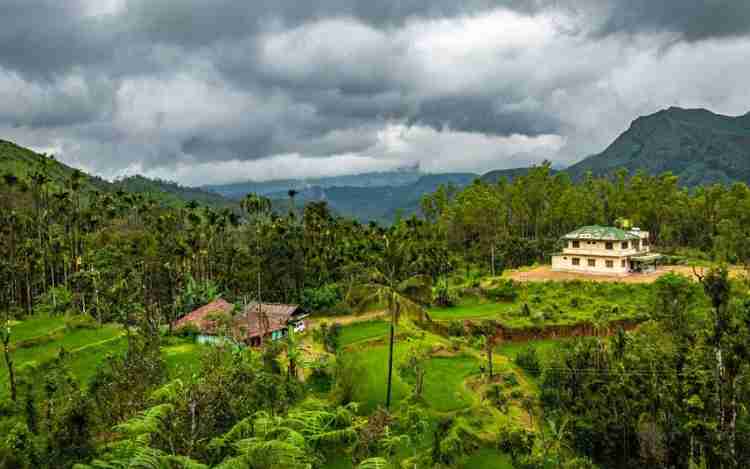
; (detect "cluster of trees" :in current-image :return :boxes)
[539,269,750,468]
[3,157,750,468]
[423,164,750,273]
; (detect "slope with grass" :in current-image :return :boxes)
[430,280,656,330]
[0,315,207,398]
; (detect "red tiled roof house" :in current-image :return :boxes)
[173,299,307,346]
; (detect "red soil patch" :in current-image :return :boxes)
[506,265,743,283]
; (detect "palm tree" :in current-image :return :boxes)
[287,189,299,218]
[351,235,431,409]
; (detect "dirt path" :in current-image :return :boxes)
[505,264,744,283]
[311,310,386,327]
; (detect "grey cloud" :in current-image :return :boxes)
[0,0,749,183]
[594,0,750,41]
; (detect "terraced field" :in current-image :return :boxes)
[1,315,206,398]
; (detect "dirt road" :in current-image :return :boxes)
[505,265,744,283]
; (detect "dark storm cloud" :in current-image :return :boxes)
[0,1,117,79]
[0,0,749,182]
[594,0,750,41]
[413,96,561,136]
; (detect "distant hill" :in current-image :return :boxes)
[566,107,750,186]
[112,175,238,210]
[0,139,236,209]
[267,172,478,223]
[203,165,423,198]
[6,105,750,223]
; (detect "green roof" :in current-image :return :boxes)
[562,225,640,241]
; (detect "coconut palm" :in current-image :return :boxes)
[350,234,432,409]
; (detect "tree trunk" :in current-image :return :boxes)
[490,244,496,277]
[386,320,395,409]
[2,338,16,402]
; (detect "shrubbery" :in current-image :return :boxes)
[482,279,519,302]
[432,278,459,307]
[515,347,542,377]
[313,322,342,353]
[301,284,342,312]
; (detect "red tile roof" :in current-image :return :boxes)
[235,303,302,339]
[173,298,234,333]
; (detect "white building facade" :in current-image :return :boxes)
[551,225,659,276]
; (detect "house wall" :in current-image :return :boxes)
[563,239,645,257]
[552,254,630,275]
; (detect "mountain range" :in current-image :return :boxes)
[2,107,750,222]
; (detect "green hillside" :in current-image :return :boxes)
[0,139,110,192]
[112,175,238,210]
[1,139,236,209]
[566,107,750,185]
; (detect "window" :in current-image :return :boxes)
[621,241,628,249]
[605,242,613,250]
[621,260,627,268]
[606,260,614,268]
[633,240,640,249]
[587,258,596,267]
[572,257,580,266]
[642,238,649,246]
[572,240,580,248]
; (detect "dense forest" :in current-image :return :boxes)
[1,155,750,468]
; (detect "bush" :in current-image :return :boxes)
[516,347,542,377]
[485,384,508,409]
[175,323,201,340]
[34,286,74,316]
[465,270,482,288]
[433,278,459,307]
[64,315,99,331]
[497,422,535,461]
[301,284,342,312]
[502,372,519,387]
[314,322,342,353]
[447,320,465,337]
[483,279,519,302]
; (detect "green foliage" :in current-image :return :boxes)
[515,346,542,377]
[497,422,535,462]
[301,284,342,312]
[482,279,519,302]
[314,322,342,352]
[432,277,459,307]
[34,287,74,316]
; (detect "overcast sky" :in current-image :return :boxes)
[1,0,749,185]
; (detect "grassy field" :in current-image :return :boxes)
[163,342,208,379]
[347,343,411,412]
[496,338,570,361]
[422,355,481,412]
[1,315,207,398]
[461,448,515,468]
[429,280,656,328]
[339,320,390,347]
[8,316,67,343]
[1,319,125,397]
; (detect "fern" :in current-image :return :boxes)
[356,457,389,469]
